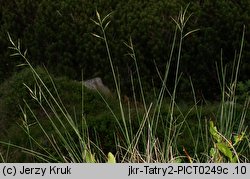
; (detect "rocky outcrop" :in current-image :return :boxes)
[83,77,111,96]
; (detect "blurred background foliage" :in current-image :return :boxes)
[1,0,249,99]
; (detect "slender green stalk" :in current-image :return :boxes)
[92,11,130,146]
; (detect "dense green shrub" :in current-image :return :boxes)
[0,0,43,81]
[180,0,250,98]
[0,67,48,132]
[237,80,250,102]
[0,66,248,161]
[0,67,119,158]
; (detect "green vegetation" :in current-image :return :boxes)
[0,1,249,162]
[1,0,250,97]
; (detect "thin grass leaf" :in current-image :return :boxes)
[8,46,17,50]
[17,39,21,50]
[123,41,133,51]
[183,13,193,28]
[102,12,113,24]
[7,32,15,46]
[10,53,20,57]
[23,83,38,100]
[0,140,59,162]
[171,17,181,31]
[24,49,28,56]
[183,29,200,39]
[104,21,111,31]
[91,18,101,26]
[182,4,190,24]
[96,10,101,22]
[91,33,104,40]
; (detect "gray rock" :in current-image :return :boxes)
[83,77,111,96]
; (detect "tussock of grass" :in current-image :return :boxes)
[0,7,249,163]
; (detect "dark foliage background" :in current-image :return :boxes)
[0,0,249,99]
